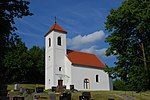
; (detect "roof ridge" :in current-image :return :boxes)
[67,49,95,55]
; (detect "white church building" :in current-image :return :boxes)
[45,22,113,90]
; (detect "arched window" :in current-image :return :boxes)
[49,38,51,47]
[57,36,61,46]
[96,75,99,82]
[84,79,90,89]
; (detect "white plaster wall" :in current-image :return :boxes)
[71,65,111,90]
[45,30,67,89]
[53,31,66,86]
[64,56,72,89]
[45,31,55,89]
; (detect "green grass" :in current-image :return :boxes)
[7,84,44,90]
[91,91,124,100]
[7,84,150,100]
[7,84,45,99]
[70,91,124,100]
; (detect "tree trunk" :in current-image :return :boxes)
[141,43,147,70]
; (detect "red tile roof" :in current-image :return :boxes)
[45,23,67,36]
[67,50,106,69]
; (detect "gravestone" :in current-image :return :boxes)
[56,86,65,94]
[52,86,56,92]
[35,87,44,93]
[82,92,91,98]
[26,89,35,94]
[79,96,84,100]
[19,88,26,94]
[34,94,40,99]
[79,92,91,100]
[60,95,69,100]
[59,92,71,100]
[14,84,20,91]
[49,93,56,100]
[70,85,74,90]
[13,96,24,100]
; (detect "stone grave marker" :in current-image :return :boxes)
[35,87,44,93]
[13,96,24,100]
[49,93,56,100]
[14,84,20,91]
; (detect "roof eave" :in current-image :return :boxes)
[72,63,106,69]
[44,29,67,37]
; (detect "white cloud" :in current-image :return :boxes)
[81,46,97,54]
[97,48,107,56]
[81,46,107,57]
[67,30,105,49]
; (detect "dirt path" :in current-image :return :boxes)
[114,94,136,100]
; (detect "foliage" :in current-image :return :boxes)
[2,35,32,83]
[0,0,44,84]
[27,46,45,84]
[0,0,32,84]
[105,0,150,91]
[3,37,45,84]
[113,79,126,91]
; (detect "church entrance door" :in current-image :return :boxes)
[58,80,63,86]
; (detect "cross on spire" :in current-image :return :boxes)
[55,17,57,23]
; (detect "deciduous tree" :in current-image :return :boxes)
[2,34,32,83]
[0,0,32,84]
[105,0,150,91]
[27,46,45,84]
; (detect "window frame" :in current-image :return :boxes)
[84,78,90,89]
[59,67,62,71]
[96,75,99,82]
[49,38,51,47]
[57,36,61,46]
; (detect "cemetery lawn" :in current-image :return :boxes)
[7,84,44,90]
[7,84,150,100]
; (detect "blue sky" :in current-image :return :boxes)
[15,0,124,67]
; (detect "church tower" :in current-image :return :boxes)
[45,22,67,89]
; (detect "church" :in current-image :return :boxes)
[45,22,113,90]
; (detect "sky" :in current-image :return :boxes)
[15,0,124,67]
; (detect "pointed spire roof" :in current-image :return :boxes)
[45,23,67,37]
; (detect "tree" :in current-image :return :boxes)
[105,0,150,91]
[27,46,45,84]
[0,0,32,84]
[3,35,45,84]
[2,34,32,84]
[113,79,126,91]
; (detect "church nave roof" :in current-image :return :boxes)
[67,50,106,69]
